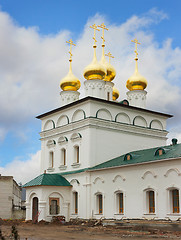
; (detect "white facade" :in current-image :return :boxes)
[25,95,181,222]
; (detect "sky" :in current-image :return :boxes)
[0,0,180,184]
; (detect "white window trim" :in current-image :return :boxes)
[114,190,125,216]
[166,187,180,215]
[143,188,157,216]
[94,192,104,216]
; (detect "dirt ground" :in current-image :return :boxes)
[1,220,181,240]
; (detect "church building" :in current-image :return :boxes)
[24,24,181,222]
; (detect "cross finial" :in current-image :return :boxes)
[66,39,76,61]
[98,23,108,46]
[90,24,100,47]
[131,38,140,60]
[105,52,114,64]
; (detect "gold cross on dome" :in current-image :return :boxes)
[105,52,114,63]
[90,24,100,46]
[131,38,140,60]
[66,39,76,60]
[98,23,108,45]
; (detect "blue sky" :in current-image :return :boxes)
[0,0,180,183]
[1,0,181,47]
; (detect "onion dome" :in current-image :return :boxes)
[126,62,147,91]
[126,38,147,91]
[112,86,119,101]
[83,24,106,80]
[83,46,106,80]
[60,39,81,91]
[60,61,81,91]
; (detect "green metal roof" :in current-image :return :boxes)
[23,144,181,183]
[23,173,71,188]
[90,143,181,171]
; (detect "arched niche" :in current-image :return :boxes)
[96,108,112,121]
[70,133,82,141]
[133,116,147,128]
[115,113,131,124]
[72,109,86,122]
[57,115,69,127]
[150,120,163,130]
[47,139,56,147]
[58,136,68,145]
[43,120,55,131]
[70,179,80,185]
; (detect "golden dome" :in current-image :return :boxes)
[126,62,147,91]
[83,46,106,80]
[127,38,147,91]
[60,39,81,91]
[112,86,119,101]
[60,62,81,91]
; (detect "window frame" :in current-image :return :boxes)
[61,148,66,166]
[49,198,60,215]
[49,151,54,168]
[148,190,155,213]
[73,192,78,214]
[143,188,156,215]
[172,189,180,213]
[74,145,80,164]
[98,194,103,214]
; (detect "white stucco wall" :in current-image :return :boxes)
[64,157,181,221]
[38,98,169,174]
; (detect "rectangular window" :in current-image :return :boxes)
[172,189,180,213]
[61,148,66,165]
[49,152,54,168]
[107,92,110,101]
[74,192,78,214]
[76,146,79,163]
[98,195,103,214]
[119,193,124,213]
[149,191,155,213]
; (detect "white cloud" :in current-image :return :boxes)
[0,150,40,184]
[0,9,180,137]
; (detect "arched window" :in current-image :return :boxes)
[115,192,124,214]
[73,192,78,214]
[49,151,54,168]
[144,189,156,214]
[172,189,180,213]
[124,153,132,161]
[61,148,66,166]
[96,194,103,214]
[155,148,165,156]
[148,191,155,213]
